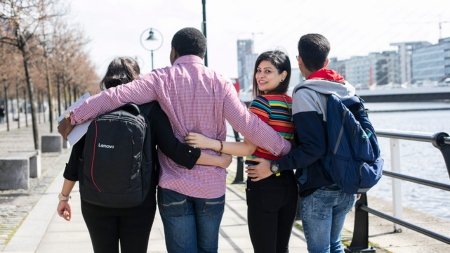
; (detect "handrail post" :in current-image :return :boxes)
[431,132,450,179]
[232,128,245,184]
[390,138,403,232]
[345,194,376,252]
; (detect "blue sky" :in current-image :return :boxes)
[69,0,450,78]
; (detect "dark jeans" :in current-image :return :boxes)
[157,187,225,253]
[246,170,298,253]
[81,191,157,253]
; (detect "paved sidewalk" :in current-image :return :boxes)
[1,158,308,253]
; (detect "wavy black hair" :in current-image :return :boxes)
[252,50,291,97]
[171,27,206,58]
[100,57,140,90]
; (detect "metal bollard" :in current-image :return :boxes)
[344,193,376,253]
[232,128,245,184]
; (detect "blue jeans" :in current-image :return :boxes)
[301,188,356,253]
[157,187,225,253]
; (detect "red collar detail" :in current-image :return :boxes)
[307,68,345,83]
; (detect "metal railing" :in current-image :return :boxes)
[228,128,450,251]
[345,130,450,252]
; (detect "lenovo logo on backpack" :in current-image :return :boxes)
[98,143,114,149]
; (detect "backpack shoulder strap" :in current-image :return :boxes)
[117,103,140,116]
[139,102,157,117]
[294,85,312,94]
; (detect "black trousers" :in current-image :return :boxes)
[246,170,298,253]
[81,189,157,253]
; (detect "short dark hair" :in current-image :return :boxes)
[171,27,206,58]
[100,57,140,90]
[298,33,330,73]
[252,50,291,97]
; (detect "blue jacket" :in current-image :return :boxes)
[276,73,356,196]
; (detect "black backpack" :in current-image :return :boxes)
[80,103,156,208]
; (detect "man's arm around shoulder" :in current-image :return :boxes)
[222,87,291,156]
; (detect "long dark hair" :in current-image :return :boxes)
[252,50,291,97]
[100,57,140,90]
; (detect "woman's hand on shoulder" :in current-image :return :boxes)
[185,132,219,151]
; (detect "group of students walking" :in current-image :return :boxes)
[57,27,359,253]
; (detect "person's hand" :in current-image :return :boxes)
[217,153,232,169]
[57,200,72,221]
[356,194,361,201]
[245,157,272,182]
[58,118,74,140]
[185,133,219,150]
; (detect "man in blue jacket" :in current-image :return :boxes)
[248,33,357,253]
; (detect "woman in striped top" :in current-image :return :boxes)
[186,50,298,253]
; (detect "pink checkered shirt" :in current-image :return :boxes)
[70,55,291,198]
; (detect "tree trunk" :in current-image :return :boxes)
[3,84,9,132]
[73,85,77,101]
[63,74,68,110]
[57,75,61,117]
[16,82,20,129]
[68,83,72,105]
[23,88,28,127]
[21,48,39,150]
[44,56,53,132]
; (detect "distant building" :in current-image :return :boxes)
[344,51,400,88]
[237,40,258,91]
[290,68,303,87]
[390,41,431,84]
[327,57,346,77]
[411,37,450,84]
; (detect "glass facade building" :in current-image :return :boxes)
[411,40,447,83]
[343,52,400,88]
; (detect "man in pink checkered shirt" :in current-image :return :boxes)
[58,27,291,253]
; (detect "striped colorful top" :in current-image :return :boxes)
[245,94,295,164]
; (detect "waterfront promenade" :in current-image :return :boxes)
[0,120,449,252]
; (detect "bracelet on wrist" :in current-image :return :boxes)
[217,139,223,155]
[58,193,71,201]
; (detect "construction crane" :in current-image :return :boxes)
[439,20,450,39]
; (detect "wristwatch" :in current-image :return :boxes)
[65,110,72,121]
[270,161,281,177]
[58,193,71,201]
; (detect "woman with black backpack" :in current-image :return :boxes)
[56,57,231,253]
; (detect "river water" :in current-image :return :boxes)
[226,102,450,221]
[365,102,450,221]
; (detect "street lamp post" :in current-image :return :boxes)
[202,0,208,66]
[140,28,163,70]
